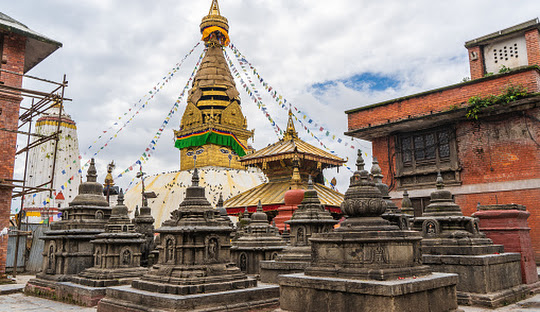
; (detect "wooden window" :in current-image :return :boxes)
[395,127,460,189]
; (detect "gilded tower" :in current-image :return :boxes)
[174,0,253,170]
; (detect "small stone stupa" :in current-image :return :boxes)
[231,200,286,274]
[26,159,112,302]
[74,190,147,287]
[132,196,156,267]
[412,173,527,307]
[279,151,459,312]
[401,189,414,215]
[371,157,410,230]
[260,176,337,284]
[98,169,279,312]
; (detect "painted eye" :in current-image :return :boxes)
[186,152,194,157]
[220,148,229,154]
[196,148,204,155]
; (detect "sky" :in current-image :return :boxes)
[5,0,540,199]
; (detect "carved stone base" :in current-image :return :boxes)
[25,278,107,307]
[97,283,280,312]
[259,260,309,284]
[279,272,459,312]
[72,266,148,287]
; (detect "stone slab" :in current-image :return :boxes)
[422,253,522,294]
[457,283,531,308]
[97,283,280,312]
[25,278,107,307]
[0,283,24,295]
[279,272,459,312]
[259,260,309,284]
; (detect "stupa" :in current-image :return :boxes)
[124,0,266,227]
[231,200,286,274]
[23,103,82,223]
[59,190,147,305]
[225,111,345,228]
[132,197,156,267]
[412,173,528,307]
[26,159,112,300]
[279,151,458,312]
[371,157,410,230]
[260,176,337,284]
[98,169,279,311]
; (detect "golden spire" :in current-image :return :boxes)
[282,109,299,141]
[209,0,220,15]
[200,0,229,46]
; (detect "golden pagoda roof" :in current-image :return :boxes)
[223,181,344,210]
[241,114,345,166]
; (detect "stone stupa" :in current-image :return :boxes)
[98,169,279,311]
[26,158,112,303]
[279,151,459,312]
[231,200,286,274]
[260,176,337,284]
[412,172,527,307]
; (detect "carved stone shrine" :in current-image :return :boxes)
[260,177,337,284]
[231,200,286,274]
[98,169,279,311]
[413,173,528,307]
[279,151,459,312]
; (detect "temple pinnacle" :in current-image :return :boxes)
[87,158,97,182]
[192,168,200,187]
[282,108,299,141]
[436,171,444,189]
[356,150,365,171]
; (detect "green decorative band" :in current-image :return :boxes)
[175,129,247,156]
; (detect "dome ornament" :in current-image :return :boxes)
[200,0,230,46]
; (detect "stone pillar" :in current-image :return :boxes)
[473,204,538,285]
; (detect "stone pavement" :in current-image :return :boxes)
[0,274,539,311]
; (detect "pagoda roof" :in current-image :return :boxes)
[241,136,345,166]
[241,112,346,166]
[223,180,343,211]
[0,12,62,73]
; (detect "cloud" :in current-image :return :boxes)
[6,0,540,200]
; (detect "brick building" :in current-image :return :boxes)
[345,19,540,260]
[0,13,61,275]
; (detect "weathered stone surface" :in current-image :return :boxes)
[25,278,107,307]
[279,273,459,312]
[98,284,279,312]
[260,177,336,283]
[412,173,527,307]
[98,169,279,311]
[74,190,147,289]
[279,152,458,311]
[231,200,286,274]
[133,198,156,267]
[31,159,111,283]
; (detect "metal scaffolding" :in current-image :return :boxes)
[0,69,70,275]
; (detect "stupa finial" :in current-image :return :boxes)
[200,0,230,46]
[282,108,299,141]
[371,157,383,183]
[307,175,314,190]
[87,158,97,182]
[117,188,124,205]
[436,171,445,189]
[257,200,263,213]
[356,150,365,171]
[192,168,200,187]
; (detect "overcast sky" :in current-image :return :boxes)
[5,0,540,196]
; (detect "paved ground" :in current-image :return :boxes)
[1,274,539,311]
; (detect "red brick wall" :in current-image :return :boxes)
[457,107,540,185]
[525,29,540,66]
[370,106,540,261]
[0,33,26,275]
[347,69,540,132]
[468,46,485,80]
